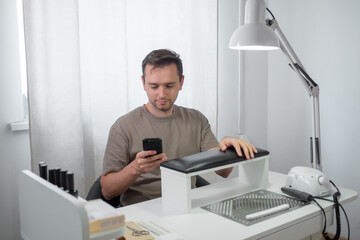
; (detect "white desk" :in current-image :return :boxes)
[116,171,357,240]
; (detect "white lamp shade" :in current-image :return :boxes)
[229,0,280,50]
[229,23,279,50]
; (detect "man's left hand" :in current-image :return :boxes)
[219,137,258,160]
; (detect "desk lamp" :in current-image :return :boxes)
[229,0,322,171]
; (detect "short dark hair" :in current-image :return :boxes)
[142,49,183,82]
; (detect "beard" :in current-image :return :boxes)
[151,98,174,112]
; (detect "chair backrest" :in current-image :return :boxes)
[86,176,121,208]
[195,175,210,188]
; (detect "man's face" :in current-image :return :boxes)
[142,63,184,117]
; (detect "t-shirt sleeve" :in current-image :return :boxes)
[102,121,129,175]
[199,112,219,151]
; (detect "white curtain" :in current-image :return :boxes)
[23,0,218,197]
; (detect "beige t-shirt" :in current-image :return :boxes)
[102,105,218,206]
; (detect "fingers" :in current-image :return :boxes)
[219,138,258,160]
[134,152,167,174]
[238,140,256,160]
[137,150,157,158]
[218,142,228,152]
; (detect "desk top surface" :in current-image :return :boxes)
[116,171,357,240]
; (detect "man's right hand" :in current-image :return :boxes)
[131,151,167,175]
[101,150,167,200]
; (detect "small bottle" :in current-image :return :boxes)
[66,172,78,198]
[39,163,48,180]
[38,161,45,167]
[54,167,61,187]
[60,169,68,190]
[48,169,56,185]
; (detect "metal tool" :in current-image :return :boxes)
[127,225,150,236]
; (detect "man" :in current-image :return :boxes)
[101,49,257,206]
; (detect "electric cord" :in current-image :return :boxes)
[312,198,328,236]
[314,192,352,236]
[266,7,276,20]
[314,192,342,240]
[281,180,350,240]
[313,181,350,240]
[339,203,350,240]
[330,180,340,194]
[312,181,350,240]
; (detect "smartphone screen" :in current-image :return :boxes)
[142,138,163,154]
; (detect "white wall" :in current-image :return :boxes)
[241,50,269,148]
[0,0,32,240]
[266,0,360,238]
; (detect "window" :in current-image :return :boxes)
[17,0,28,119]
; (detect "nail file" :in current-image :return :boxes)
[245,204,290,220]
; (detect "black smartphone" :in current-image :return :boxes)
[142,138,163,154]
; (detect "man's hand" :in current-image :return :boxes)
[101,151,167,200]
[219,137,258,160]
[130,151,167,175]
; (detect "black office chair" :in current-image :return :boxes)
[86,176,121,208]
[86,175,210,208]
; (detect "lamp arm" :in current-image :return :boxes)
[267,19,319,97]
[266,18,322,170]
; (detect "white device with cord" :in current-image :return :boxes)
[284,166,332,197]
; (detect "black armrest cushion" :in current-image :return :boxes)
[160,148,269,174]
